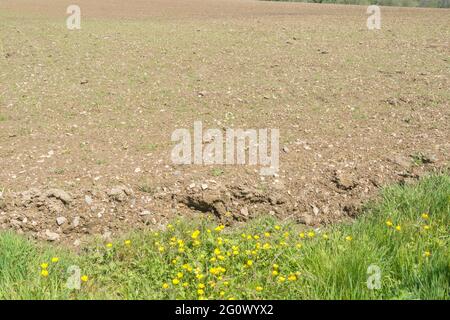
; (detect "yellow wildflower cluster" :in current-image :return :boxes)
[156,221,311,299]
[214,225,225,232]
[386,219,401,231]
[39,257,88,284]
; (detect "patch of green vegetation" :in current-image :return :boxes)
[138,181,155,194]
[0,114,7,122]
[53,168,65,175]
[211,168,224,177]
[140,143,158,152]
[410,152,436,167]
[0,174,448,299]
[263,0,449,8]
[95,159,107,165]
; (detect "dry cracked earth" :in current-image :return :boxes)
[0,0,449,247]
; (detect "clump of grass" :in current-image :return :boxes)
[95,159,107,165]
[0,114,7,122]
[138,143,158,152]
[53,168,65,175]
[211,168,224,177]
[0,174,448,299]
[138,180,155,194]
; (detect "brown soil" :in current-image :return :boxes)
[0,0,448,246]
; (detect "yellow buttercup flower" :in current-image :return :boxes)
[81,275,88,282]
[264,232,271,238]
[162,283,169,289]
[210,267,226,274]
[177,272,184,279]
[288,274,297,281]
[214,225,225,232]
[421,213,429,220]
[197,289,205,295]
[106,243,113,248]
[278,276,286,283]
[423,225,431,230]
[214,248,221,255]
[191,230,200,239]
[273,263,279,269]
[196,274,204,280]
[345,236,352,242]
[307,231,315,238]
[274,225,281,231]
[40,263,48,269]
[296,243,302,249]
[299,232,305,239]
[395,225,401,231]
[219,291,225,297]
[272,270,279,276]
[40,269,49,277]
[198,283,205,289]
[124,240,131,246]
[51,257,59,263]
[255,286,263,292]
[172,278,180,285]
[246,260,253,267]
[322,234,329,240]
[423,251,431,257]
[386,220,393,227]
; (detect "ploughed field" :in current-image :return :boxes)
[0,0,448,246]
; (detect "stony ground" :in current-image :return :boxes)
[0,0,448,247]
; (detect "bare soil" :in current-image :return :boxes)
[0,0,449,246]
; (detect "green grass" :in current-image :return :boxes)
[0,174,449,299]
